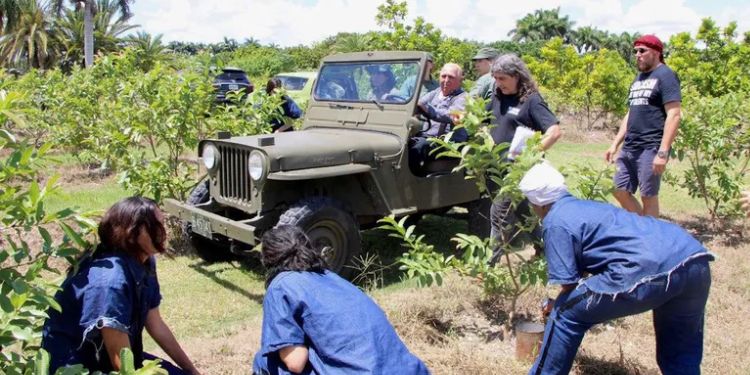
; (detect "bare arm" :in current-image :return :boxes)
[145,308,200,375]
[605,111,629,163]
[653,101,682,174]
[101,328,131,370]
[279,345,309,374]
[540,124,562,151]
[741,191,750,218]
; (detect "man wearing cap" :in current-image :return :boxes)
[400,53,439,98]
[469,47,499,99]
[605,34,681,218]
[408,63,467,175]
[519,161,713,375]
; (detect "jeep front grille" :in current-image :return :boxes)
[218,144,252,203]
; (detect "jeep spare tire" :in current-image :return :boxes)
[277,197,361,278]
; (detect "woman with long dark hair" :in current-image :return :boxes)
[485,53,562,261]
[252,225,429,374]
[42,197,200,375]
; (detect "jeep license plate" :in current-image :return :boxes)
[228,84,239,90]
[191,214,213,240]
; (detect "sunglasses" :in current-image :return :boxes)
[633,47,649,55]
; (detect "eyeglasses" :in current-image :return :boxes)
[633,47,649,55]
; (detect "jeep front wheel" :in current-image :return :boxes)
[277,197,361,278]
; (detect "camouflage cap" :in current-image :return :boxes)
[472,47,499,60]
[426,53,434,62]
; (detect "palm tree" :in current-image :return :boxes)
[51,0,132,67]
[54,0,136,67]
[509,7,575,43]
[571,26,606,54]
[125,31,167,71]
[602,31,640,63]
[332,33,373,53]
[0,0,57,69]
[0,0,22,33]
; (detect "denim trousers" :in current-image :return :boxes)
[529,258,711,375]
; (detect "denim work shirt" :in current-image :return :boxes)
[542,195,714,295]
[42,249,162,373]
[418,88,468,142]
[253,270,430,375]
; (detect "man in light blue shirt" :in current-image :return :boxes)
[408,63,467,175]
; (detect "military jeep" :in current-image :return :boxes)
[165,51,488,276]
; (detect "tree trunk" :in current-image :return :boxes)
[83,0,94,67]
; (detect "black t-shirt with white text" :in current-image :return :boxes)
[486,91,558,148]
[624,64,681,151]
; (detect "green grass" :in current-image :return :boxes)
[46,178,130,214]
[144,257,265,349]
[546,141,705,216]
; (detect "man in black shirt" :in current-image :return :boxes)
[605,34,682,218]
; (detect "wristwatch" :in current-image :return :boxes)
[656,150,669,159]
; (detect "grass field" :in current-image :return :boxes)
[46,138,750,374]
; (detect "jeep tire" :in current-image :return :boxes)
[277,197,361,279]
[183,179,236,262]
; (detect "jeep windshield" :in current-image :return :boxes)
[313,61,420,104]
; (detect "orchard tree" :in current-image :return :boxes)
[666,19,750,221]
[373,0,442,62]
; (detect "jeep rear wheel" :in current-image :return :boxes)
[277,197,361,278]
[183,180,236,262]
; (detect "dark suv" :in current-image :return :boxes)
[214,67,254,103]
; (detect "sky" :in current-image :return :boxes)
[129,0,750,47]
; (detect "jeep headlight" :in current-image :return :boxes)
[202,143,219,172]
[248,151,266,181]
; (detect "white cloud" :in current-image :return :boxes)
[129,0,745,46]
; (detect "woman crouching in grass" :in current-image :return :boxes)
[253,225,429,374]
[42,197,200,375]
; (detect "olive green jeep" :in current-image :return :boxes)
[165,51,489,277]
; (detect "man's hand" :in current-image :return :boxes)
[604,146,619,164]
[740,191,750,218]
[541,298,554,319]
[449,110,464,124]
[652,153,668,175]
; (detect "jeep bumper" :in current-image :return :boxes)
[164,198,258,245]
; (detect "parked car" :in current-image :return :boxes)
[273,71,316,108]
[166,51,488,277]
[214,67,254,103]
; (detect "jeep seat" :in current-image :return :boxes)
[422,157,461,177]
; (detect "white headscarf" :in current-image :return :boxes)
[519,161,568,206]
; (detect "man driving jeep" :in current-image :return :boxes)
[408,63,467,176]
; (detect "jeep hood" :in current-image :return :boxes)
[226,128,402,171]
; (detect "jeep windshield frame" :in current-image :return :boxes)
[312,61,420,105]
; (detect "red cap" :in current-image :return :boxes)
[634,34,664,62]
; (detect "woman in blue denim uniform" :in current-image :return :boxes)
[518,162,713,375]
[252,225,429,375]
[42,197,200,375]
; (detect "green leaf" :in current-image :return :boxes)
[0,293,14,313]
[59,222,88,249]
[11,278,28,294]
[11,327,33,341]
